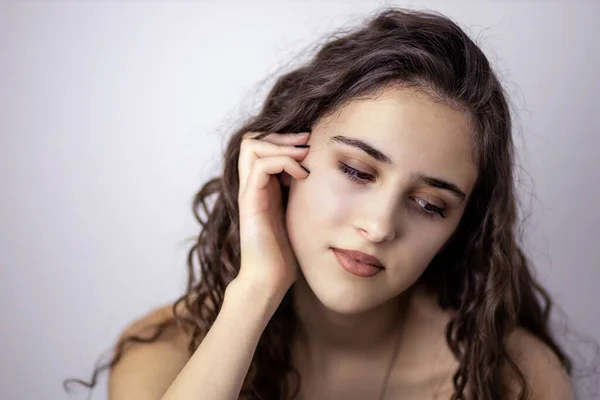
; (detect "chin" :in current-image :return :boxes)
[298,266,392,315]
[318,292,385,315]
[296,253,423,316]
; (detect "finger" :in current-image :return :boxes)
[260,131,311,146]
[238,140,310,193]
[243,131,310,145]
[238,141,309,193]
[241,156,309,203]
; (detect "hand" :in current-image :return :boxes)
[235,130,311,297]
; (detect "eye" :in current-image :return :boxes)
[412,197,446,219]
[339,162,446,219]
[338,162,375,184]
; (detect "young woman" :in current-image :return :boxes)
[65,7,573,400]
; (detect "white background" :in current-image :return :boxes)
[1,1,599,399]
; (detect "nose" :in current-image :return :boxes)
[353,194,401,243]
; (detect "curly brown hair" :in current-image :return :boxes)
[64,7,572,399]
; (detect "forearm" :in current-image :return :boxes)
[160,280,284,400]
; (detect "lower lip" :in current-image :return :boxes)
[332,249,383,278]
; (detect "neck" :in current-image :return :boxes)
[290,275,413,358]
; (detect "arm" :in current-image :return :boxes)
[160,279,285,400]
[108,305,192,400]
[506,328,573,400]
[159,130,309,399]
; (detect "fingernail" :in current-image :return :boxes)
[300,164,310,174]
[294,145,310,148]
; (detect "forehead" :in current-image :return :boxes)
[312,87,477,191]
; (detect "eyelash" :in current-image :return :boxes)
[337,162,446,219]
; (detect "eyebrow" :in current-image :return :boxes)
[328,134,467,201]
[330,135,393,165]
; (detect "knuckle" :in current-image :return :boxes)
[275,144,286,155]
[253,157,267,170]
[239,138,256,154]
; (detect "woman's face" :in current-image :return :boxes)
[285,87,478,314]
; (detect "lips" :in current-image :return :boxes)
[332,248,384,278]
[331,247,384,268]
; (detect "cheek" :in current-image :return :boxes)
[284,176,317,248]
[406,235,444,267]
[285,170,355,251]
[326,171,358,222]
[388,225,456,283]
[287,169,353,223]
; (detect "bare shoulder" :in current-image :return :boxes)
[504,327,573,399]
[108,302,194,400]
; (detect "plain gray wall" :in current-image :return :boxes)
[1,1,598,399]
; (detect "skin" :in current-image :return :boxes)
[284,86,478,398]
[108,86,573,400]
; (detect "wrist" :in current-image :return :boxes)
[227,273,290,301]
[224,278,287,321]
